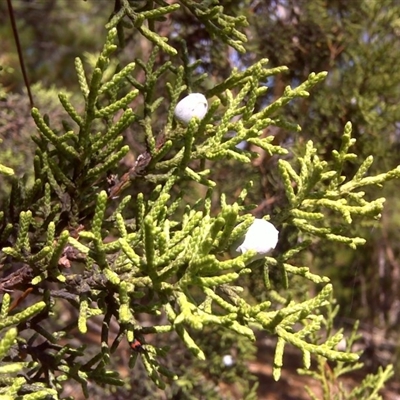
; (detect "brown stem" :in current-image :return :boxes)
[6,0,34,108]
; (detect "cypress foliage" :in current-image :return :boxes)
[0,1,398,398]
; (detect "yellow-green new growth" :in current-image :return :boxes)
[0,302,46,331]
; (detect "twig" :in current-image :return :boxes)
[6,0,34,108]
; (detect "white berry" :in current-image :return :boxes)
[231,218,279,260]
[222,354,235,367]
[174,93,208,126]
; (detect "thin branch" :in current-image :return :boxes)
[6,0,34,108]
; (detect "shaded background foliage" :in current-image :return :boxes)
[1,0,400,397]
